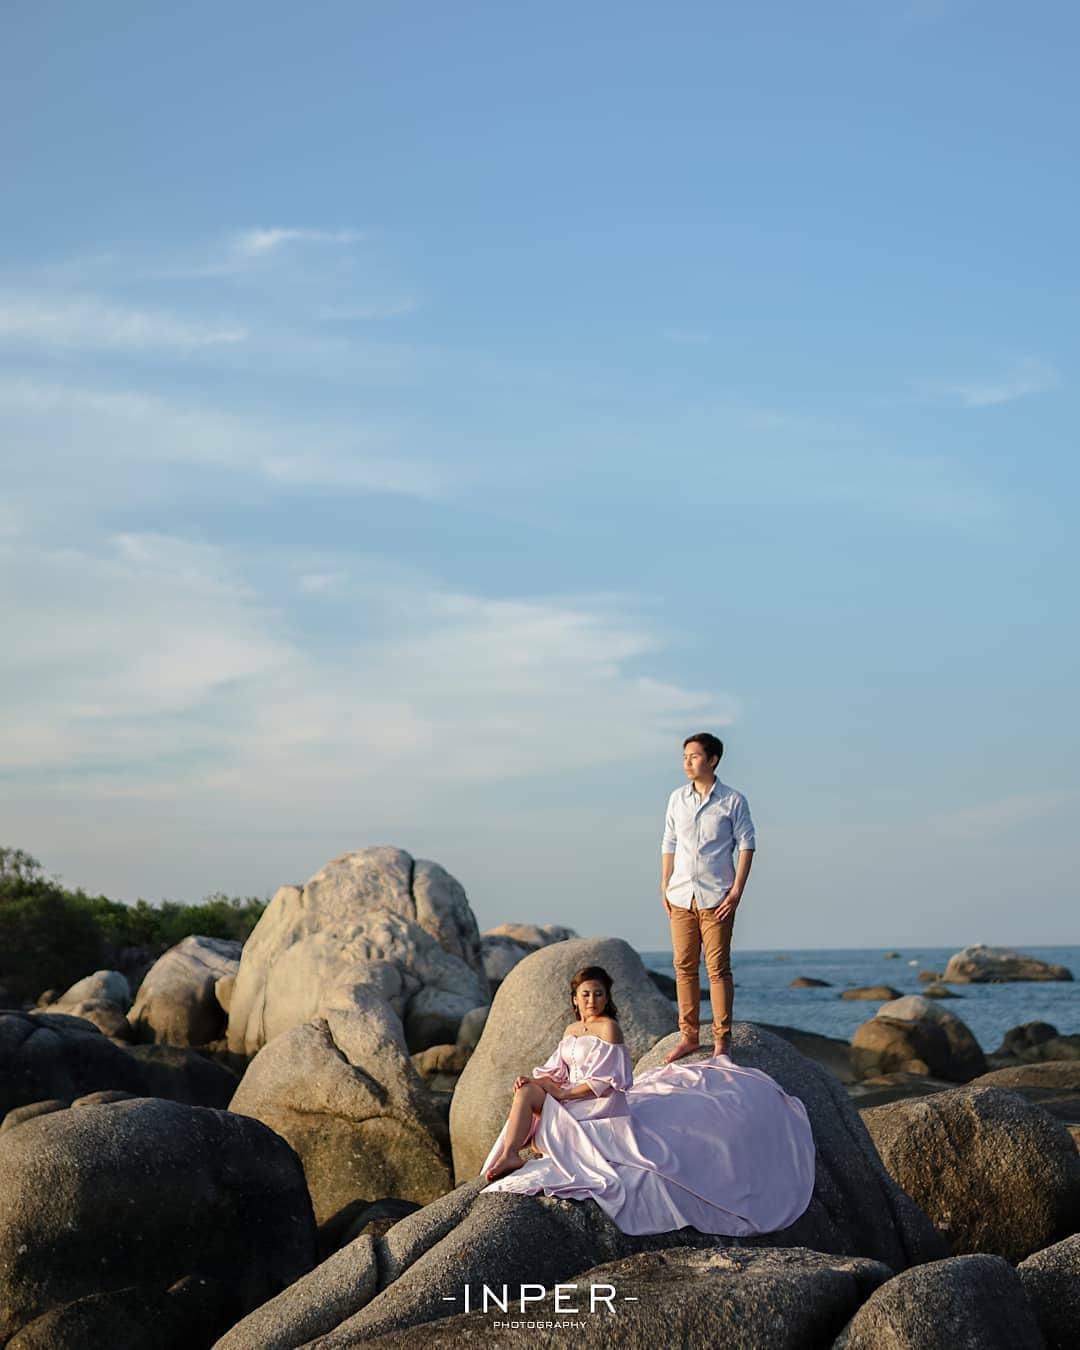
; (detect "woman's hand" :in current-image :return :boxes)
[513,1075,531,1091]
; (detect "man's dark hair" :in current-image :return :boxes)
[683,732,724,766]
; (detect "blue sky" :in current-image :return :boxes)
[2,2,1077,950]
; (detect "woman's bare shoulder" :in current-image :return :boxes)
[591,1016,624,1045]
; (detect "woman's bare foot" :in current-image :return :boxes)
[485,1150,526,1182]
[663,1038,700,1064]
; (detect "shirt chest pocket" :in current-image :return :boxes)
[698,810,733,846]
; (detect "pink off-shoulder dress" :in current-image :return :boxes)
[480,1033,815,1237]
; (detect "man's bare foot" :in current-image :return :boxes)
[663,1038,700,1064]
[485,1151,526,1182]
[712,1036,733,1060]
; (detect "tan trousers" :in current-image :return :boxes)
[669,897,734,1042]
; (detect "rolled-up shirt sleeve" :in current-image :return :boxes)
[581,1041,633,1097]
[661,794,677,854]
[732,793,756,851]
[531,1042,569,1084]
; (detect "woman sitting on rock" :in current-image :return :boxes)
[481,964,816,1236]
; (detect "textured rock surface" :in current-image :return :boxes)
[834,1253,1043,1349]
[840,986,901,1001]
[0,1098,316,1342]
[943,944,1073,983]
[229,984,451,1224]
[356,1246,893,1349]
[53,969,132,1010]
[450,937,677,1182]
[483,923,578,947]
[862,1086,1080,1260]
[227,848,487,1057]
[852,995,986,1082]
[969,1061,1080,1124]
[0,1011,147,1119]
[755,1023,856,1084]
[1018,1233,1080,1350]
[53,998,133,1040]
[214,1235,378,1350]
[126,1043,239,1109]
[129,935,241,1047]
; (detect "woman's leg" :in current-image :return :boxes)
[485,1081,546,1180]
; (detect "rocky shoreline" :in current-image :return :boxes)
[0,847,1076,1347]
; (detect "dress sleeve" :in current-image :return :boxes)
[531,1041,569,1084]
[581,1040,632,1097]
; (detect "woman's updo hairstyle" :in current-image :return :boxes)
[569,965,619,1021]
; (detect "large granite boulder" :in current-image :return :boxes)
[227,849,487,1056]
[479,925,579,988]
[969,1061,1080,1125]
[126,1044,240,1109]
[0,1011,147,1119]
[479,934,535,986]
[449,937,677,1181]
[52,999,134,1041]
[1018,1233,1080,1350]
[834,1253,1043,1349]
[993,1020,1061,1059]
[214,1235,379,1350]
[943,944,1073,983]
[129,935,241,1047]
[351,1246,894,1348]
[0,1097,316,1343]
[229,983,452,1224]
[53,969,132,1009]
[756,1023,856,1083]
[637,1025,943,1271]
[862,1086,1080,1261]
[8,1281,228,1350]
[851,995,986,1082]
[483,923,578,947]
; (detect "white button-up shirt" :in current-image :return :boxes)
[662,778,756,910]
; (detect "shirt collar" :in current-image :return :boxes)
[687,776,720,802]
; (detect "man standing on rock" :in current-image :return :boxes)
[661,732,756,1063]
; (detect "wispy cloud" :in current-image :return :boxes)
[0,375,440,500]
[933,356,1062,407]
[930,791,1068,838]
[0,533,733,796]
[316,300,419,321]
[0,294,248,352]
[232,227,367,257]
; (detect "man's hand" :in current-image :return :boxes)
[716,888,742,922]
[661,852,675,918]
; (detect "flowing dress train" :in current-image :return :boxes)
[480,1033,816,1237]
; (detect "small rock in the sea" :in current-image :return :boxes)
[884,952,900,959]
[841,986,902,1001]
[791,976,832,988]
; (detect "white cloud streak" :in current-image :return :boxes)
[0,534,733,808]
[935,357,1062,407]
[0,294,248,352]
[0,376,440,500]
[232,227,367,257]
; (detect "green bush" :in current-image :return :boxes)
[0,847,267,1003]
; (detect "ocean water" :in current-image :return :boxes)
[638,946,1080,1053]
